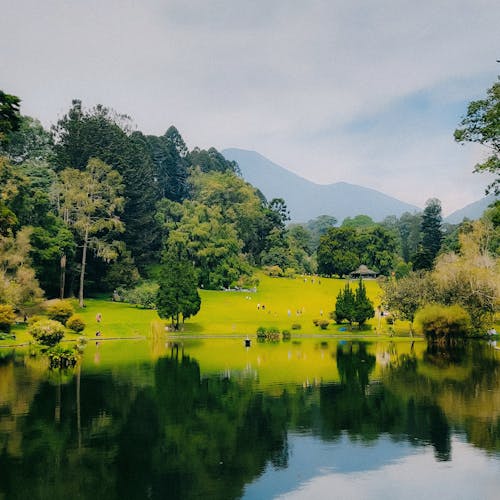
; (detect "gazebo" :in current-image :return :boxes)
[349,264,377,279]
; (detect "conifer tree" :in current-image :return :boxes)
[156,244,201,330]
[354,278,375,325]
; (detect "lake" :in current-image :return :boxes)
[1,337,499,499]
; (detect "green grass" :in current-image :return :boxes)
[2,274,420,346]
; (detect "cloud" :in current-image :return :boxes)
[1,0,498,213]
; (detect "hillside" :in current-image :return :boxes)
[223,148,420,222]
[445,194,498,224]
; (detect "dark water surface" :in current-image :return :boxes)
[1,338,499,499]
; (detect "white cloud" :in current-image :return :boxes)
[1,0,498,213]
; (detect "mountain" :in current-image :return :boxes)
[445,194,498,224]
[222,148,420,223]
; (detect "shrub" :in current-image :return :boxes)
[316,319,330,330]
[120,282,159,309]
[282,330,291,341]
[0,304,16,333]
[415,304,471,343]
[66,314,86,333]
[28,314,45,326]
[256,326,267,339]
[29,319,65,346]
[291,323,302,330]
[46,300,75,325]
[263,265,284,277]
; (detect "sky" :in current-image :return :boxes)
[1,0,499,215]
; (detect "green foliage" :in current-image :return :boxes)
[46,300,74,325]
[120,282,159,309]
[291,323,302,330]
[66,314,86,333]
[413,198,443,270]
[0,90,21,146]
[281,329,291,340]
[0,304,15,332]
[156,245,201,329]
[341,214,375,229]
[52,100,159,267]
[0,226,44,308]
[415,304,471,343]
[334,282,356,325]
[57,157,125,306]
[318,225,397,277]
[455,78,500,195]
[354,278,375,325]
[381,272,436,332]
[263,265,284,277]
[334,279,374,327]
[29,319,65,346]
[255,326,280,341]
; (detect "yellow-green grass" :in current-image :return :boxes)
[191,274,386,336]
[2,274,417,347]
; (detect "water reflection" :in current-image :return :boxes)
[0,340,499,499]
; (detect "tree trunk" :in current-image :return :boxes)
[79,230,89,307]
[60,253,66,299]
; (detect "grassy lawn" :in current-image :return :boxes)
[2,274,420,346]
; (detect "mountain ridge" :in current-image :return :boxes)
[223,148,421,222]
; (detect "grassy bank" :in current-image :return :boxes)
[3,275,418,346]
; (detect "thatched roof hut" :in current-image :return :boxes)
[349,264,377,279]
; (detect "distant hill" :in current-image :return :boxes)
[222,148,420,222]
[445,194,498,224]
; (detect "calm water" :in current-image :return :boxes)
[1,338,499,499]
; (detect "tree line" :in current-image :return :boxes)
[0,74,499,331]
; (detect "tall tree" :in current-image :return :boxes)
[145,126,189,202]
[0,91,21,146]
[156,245,201,330]
[454,77,500,195]
[57,158,124,306]
[414,198,443,271]
[354,278,375,326]
[52,100,159,267]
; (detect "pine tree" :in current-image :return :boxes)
[354,278,375,326]
[156,245,201,330]
[334,282,356,326]
[413,198,443,270]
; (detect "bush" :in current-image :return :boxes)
[316,319,330,330]
[282,329,291,341]
[255,326,280,342]
[291,323,302,330]
[0,304,16,333]
[46,300,75,325]
[415,304,471,343]
[263,265,284,277]
[119,282,159,309]
[28,314,45,326]
[29,319,65,346]
[66,314,86,333]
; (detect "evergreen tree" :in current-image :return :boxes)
[52,100,159,267]
[414,198,443,270]
[157,245,201,330]
[354,278,375,325]
[334,282,356,326]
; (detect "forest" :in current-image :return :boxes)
[0,86,499,335]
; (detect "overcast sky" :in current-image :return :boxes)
[2,0,499,214]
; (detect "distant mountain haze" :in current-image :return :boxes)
[444,194,498,224]
[222,148,497,224]
[222,148,420,222]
